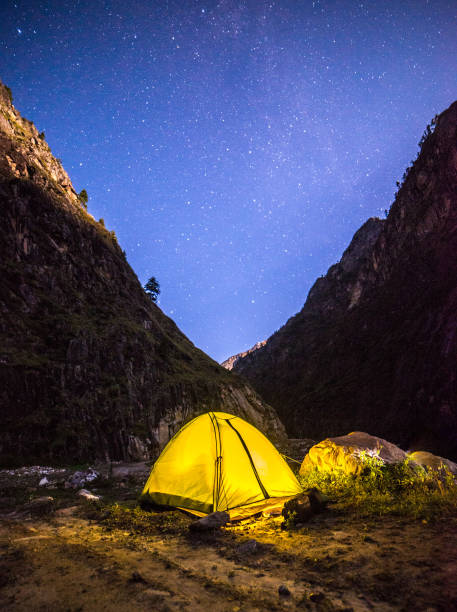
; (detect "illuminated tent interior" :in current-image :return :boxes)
[140,411,303,519]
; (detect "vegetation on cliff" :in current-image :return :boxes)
[0,80,284,465]
[234,100,457,461]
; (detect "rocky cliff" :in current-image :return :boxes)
[0,81,285,465]
[233,100,457,460]
[221,341,267,371]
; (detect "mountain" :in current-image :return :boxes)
[0,81,285,465]
[232,101,457,460]
[221,341,266,370]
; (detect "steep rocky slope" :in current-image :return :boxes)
[221,341,266,370]
[233,100,457,460]
[0,81,284,465]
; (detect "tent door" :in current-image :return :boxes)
[225,418,270,500]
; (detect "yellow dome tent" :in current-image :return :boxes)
[140,411,303,519]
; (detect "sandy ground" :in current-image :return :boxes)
[1,464,457,611]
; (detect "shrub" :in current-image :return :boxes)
[78,189,88,208]
[144,276,160,302]
[299,455,457,520]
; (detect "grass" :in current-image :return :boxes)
[93,503,192,535]
[299,455,457,521]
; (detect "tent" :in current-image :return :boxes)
[140,411,303,519]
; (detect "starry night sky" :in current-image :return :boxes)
[2,1,456,362]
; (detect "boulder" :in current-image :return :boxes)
[408,451,457,475]
[300,432,407,476]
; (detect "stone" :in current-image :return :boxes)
[408,451,457,475]
[127,435,150,462]
[77,489,101,501]
[189,511,230,531]
[307,488,328,513]
[130,571,147,583]
[143,588,170,599]
[66,468,99,489]
[236,539,258,555]
[278,585,291,597]
[54,506,78,517]
[23,496,54,515]
[282,494,313,526]
[300,432,408,476]
[111,462,150,481]
[309,592,325,603]
[38,477,49,486]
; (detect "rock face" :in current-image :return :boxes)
[300,432,408,476]
[233,100,457,460]
[221,341,266,370]
[0,80,285,465]
[407,451,457,476]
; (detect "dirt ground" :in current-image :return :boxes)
[1,465,457,611]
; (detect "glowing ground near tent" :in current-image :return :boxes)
[179,494,304,521]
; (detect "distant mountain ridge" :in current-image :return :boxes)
[221,341,267,370]
[233,100,457,460]
[0,80,285,465]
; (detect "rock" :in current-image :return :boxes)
[236,539,258,555]
[38,477,49,486]
[130,571,147,583]
[66,468,99,489]
[278,585,291,597]
[111,462,150,481]
[23,496,54,515]
[309,592,325,602]
[143,588,170,599]
[77,489,101,501]
[307,487,329,513]
[300,432,408,476]
[408,451,457,475]
[282,494,313,526]
[284,438,316,463]
[363,535,377,543]
[54,506,78,517]
[221,341,267,370]
[127,436,150,461]
[189,511,230,531]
